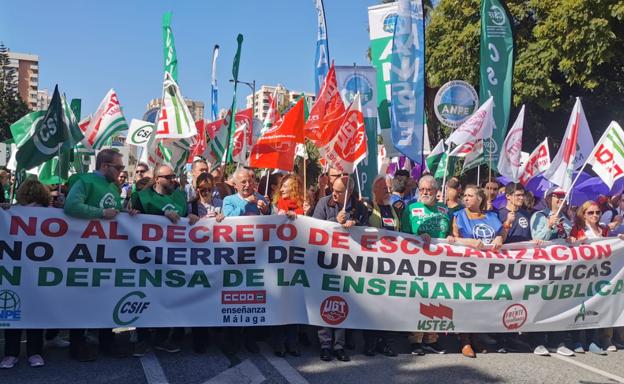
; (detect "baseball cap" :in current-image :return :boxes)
[545,187,566,197]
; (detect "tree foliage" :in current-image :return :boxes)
[425,0,624,150]
[0,43,30,142]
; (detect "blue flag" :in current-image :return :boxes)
[211,44,220,121]
[390,0,425,164]
[314,0,330,95]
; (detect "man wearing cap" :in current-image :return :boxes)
[531,187,573,241]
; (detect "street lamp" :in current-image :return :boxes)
[229,79,256,119]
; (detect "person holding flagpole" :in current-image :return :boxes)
[312,175,367,362]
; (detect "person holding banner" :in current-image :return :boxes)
[270,174,305,357]
[313,175,367,362]
[401,175,448,355]
[222,168,271,355]
[64,149,132,361]
[447,185,503,358]
[187,173,224,221]
[362,176,398,357]
[1,178,50,369]
[131,164,199,356]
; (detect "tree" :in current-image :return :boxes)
[425,0,624,151]
[0,43,30,142]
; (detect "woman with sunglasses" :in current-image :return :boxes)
[187,173,224,222]
[570,200,624,355]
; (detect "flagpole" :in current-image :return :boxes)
[303,158,307,204]
[554,125,610,217]
[355,167,362,199]
[264,169,271,197]
[56,146,62,194]
[441,152,449,203]
[342,175,350,212]
[477,165,481,186]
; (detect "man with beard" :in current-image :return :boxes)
[64,149,135,361]
[130,165,199,356]
[401,175,448,355]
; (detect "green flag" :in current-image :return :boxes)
[163,12,178,82]
[478,0,515,171]
[10,110,46,147]
[15,86,84,171]
[38,155,70,185]
[225,34,244,162]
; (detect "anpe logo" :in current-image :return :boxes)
[503,304,527,330]
[320,296,349,325]
[222,290,266,305]
[0,290,21,321]
[113,291,150,326]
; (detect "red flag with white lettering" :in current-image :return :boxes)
[248,98,305,171]
[319,93,367,174]
[305,64,346,146]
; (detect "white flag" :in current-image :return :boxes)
[155,72,197,140]
[497,105,525,182]
[586,121,624,188]
[79,89,129,150]
[127,119,154,148]
[445,97,494,148]
[544,98,595,189]
[519,138,551,185]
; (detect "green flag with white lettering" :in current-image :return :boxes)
[162,12,178,82]
[15,86,84,171]
[225,34,244,163]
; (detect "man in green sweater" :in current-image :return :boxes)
[401,175,450,355]
[64,149,133,361]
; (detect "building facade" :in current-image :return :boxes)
[245,85,315,121]
[7,52,39,110]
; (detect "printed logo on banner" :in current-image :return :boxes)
[502,304,527,330]
[382,12,398,33]
[0,290,21,322]
[221,290,266,305]
[574,302,599,324]
[320,296,349,325]
[113,291,150,326]
[342,74,374,105]
[417,303,455,331]
[221,290,267,325]
[131,124,153,144]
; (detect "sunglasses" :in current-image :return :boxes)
[107,163,125,171]
[158,174,176,181]
[586,211,601,216]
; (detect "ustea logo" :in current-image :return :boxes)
[320,296,349,325]
[502,304,527,330]
[0,290,21,321]
[113,291,150,326]
[417,303,455,331]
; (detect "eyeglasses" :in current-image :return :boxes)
[586,211,601,216]
[158,174,176,181]
[107,163,125,171]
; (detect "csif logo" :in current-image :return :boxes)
[0,290,21,321]
[113,291,150,326]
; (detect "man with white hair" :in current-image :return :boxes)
[401,174,449,355]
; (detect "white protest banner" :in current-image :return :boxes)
[1,206,624,332]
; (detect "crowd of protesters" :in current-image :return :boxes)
[2,150,624,369]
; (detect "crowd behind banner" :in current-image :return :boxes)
[1,149,624,369]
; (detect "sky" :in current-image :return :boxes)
[1,0,382,120]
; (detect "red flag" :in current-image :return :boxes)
[187,120,208,162]
[319,94,367,174]
[249,98,305,171]
[305,64,346,146]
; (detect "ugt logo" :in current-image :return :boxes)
[0,290,22,321]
